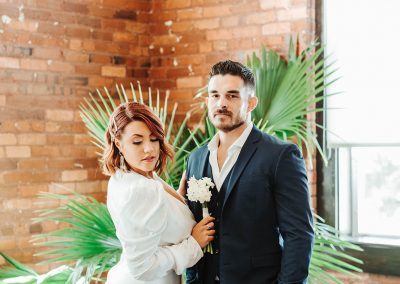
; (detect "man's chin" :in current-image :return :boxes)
[214,121,244,133]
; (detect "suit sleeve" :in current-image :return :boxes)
[108,178,203,280]
[274,144,314,284]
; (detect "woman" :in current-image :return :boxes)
[103,102,215,284]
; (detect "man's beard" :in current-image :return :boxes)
[219,120,245,132]
[211,111,245,132]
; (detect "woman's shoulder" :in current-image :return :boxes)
[108,170,163,202]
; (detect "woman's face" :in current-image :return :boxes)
[116,120,160,175]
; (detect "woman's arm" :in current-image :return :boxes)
[108,176,208,280]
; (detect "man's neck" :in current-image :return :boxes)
[218,122,250,149]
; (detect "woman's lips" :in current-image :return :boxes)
[143,156,155,162]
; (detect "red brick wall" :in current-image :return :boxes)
[150,0,315,111]
[0,0,151,271]
[0,0,317,272]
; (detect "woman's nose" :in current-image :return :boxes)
[143,141,154,153]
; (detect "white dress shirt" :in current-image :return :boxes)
[106,170,203,284]
[208,122,253,191]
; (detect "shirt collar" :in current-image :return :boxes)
[207,122,253,152]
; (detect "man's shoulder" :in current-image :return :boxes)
[255,128,298,152]
[188,144,209,161]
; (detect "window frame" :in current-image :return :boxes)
[316,0,400,276]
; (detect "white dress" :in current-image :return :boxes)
[106,170,203,284]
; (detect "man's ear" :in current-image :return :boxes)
[248,96,258,112]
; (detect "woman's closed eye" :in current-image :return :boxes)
[132,138,159,145]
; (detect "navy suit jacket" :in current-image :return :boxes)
[185,126,314,284]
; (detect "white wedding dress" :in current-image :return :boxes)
[106,170,203,284]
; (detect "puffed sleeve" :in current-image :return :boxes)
[107,175,203,281]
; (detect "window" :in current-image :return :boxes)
[319,0,400,275]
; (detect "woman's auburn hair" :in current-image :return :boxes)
[102,102,174,176]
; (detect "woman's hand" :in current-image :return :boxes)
[177,171,187,198]
[191,216,215,248]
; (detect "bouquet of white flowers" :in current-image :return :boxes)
[187,176,215,254]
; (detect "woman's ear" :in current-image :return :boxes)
[114,139,122,152]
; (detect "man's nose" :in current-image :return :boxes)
[217,95,228,108]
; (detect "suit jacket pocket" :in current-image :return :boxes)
[251,252,281,268]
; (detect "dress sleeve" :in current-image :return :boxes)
[108,176,203,281]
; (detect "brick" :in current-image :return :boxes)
[66,26,92,39]
[47,61,75,73]
[126,22,148,33]
[165,0,191,9]
[152,35,178,45]
[0,147,4,158]
[75,181,101,194]
[63,1,88,14]
[48,182,75,194]
[101,19,126,30]
[61,169,88,182]
[32,47,61,59]
[203,5,231,18]
[177,8,203,20]
[221,16,239,27]
[47,134,74,145]
[0,238,17,250]
[0,133,17,145]
[277,7,308,21]
[8,20,39,32]
[262,22,291,35]
[45,110,74,121]
[20,58,48,71]
[206,29,232,40]
[75,64,101,75]
[0,95,5,106]
[31,146,60,157]
[17,159,47,170]
[37,22,66,36]
[199,42,212,53]
[177,76,203,89]
[193,18,220,30]
[213,40,228,51]
[245,11,276,24]
[69,39,82,50]
[6,146,31,158]
[0,57,20,69]
[89,54,111,64]
[73,134,91,145]
[101,66,126,77]
[260,0,290,10]
[17,134,46,145]
[113,32,137,42]
[232,26,260,38]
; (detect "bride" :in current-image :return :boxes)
[102,102,215,284]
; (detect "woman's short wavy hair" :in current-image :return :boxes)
[102,102,174,176]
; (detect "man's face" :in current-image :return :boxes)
[207,74,256,132]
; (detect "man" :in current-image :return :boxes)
[184,60,314,284]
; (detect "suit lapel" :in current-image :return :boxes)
[222,127,262,209]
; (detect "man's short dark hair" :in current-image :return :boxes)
[209,60,255,91]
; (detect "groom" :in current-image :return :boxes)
[184,60,314,284]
